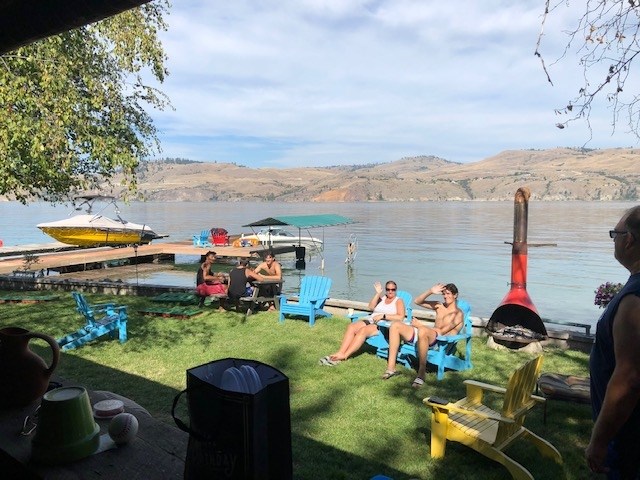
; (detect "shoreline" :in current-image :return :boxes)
[0,274,594,354]
[0,201,622,330]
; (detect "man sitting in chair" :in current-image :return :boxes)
[382,283,463,388]
[254,252,282,311]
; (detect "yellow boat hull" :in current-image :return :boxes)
[39,227,155,247]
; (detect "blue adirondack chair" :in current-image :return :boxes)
[192,229,212,247]
[348,290,413,353]
[57,292,128,351]
[279,276,332,326]
[396,298,473,380]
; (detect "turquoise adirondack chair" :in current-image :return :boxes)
[348,290,413,353]
[57,292,128,351]
[192,229,212,247]
[396,298,473,380]
[279,276,332,326]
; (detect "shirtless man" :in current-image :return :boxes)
[383,283,463,388]
[254,252,282,310]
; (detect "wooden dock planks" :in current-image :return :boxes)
[0,242,257,275]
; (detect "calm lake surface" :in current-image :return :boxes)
[0,201,633,328]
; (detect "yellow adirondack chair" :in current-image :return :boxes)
[423,356,562,480]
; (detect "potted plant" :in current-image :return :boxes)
[594,282,624,308]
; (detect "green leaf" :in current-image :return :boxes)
[0,1,171,204]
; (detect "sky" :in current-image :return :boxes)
[151,0,639,167]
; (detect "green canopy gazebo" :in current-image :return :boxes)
[243,214,355,269]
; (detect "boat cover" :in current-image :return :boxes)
[37,214,150,231]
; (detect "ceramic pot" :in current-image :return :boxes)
[0,326,60,408]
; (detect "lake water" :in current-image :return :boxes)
[0,200,633,327]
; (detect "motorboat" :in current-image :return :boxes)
[37,196,165,247]
[238,227,323,251]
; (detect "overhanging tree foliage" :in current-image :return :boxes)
[0,1,170,203]
[537,0,640,137]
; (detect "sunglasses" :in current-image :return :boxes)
[386,288,396,292]
[609,230,629,240]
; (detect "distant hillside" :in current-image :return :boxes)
[131,148,640,201]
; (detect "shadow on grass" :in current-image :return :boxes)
[382,340,592,480]
[23,342,409,480]
[235,343,410,479]
[1,296,593,479]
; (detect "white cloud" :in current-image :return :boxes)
[151,0,639,166]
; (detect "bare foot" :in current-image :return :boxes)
[267,305,276,311]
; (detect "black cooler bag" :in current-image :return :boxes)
[172,358,292,479]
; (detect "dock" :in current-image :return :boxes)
[0,241,265,275]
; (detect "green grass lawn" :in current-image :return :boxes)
[0,292,593,479]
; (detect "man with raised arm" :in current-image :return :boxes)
[383,283,463,388]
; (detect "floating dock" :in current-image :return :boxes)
[0,241,266,276]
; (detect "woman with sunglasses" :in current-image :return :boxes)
[320,281,405,366]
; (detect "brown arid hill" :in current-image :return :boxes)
[131,148,639,202]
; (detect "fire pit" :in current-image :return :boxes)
[486,187,548,349]
[486,305,547,349]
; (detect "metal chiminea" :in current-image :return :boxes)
[486,187,548,349]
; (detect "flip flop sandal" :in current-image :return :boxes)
[319,356,341,366]
[411,377,425,388]
[382,370,400,380]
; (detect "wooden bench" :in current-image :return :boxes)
[240,279,283,318]
[240,295,279,314]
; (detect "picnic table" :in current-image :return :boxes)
[240,279,284,317]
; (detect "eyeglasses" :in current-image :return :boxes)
[386,288,396,292]
[609,230,628,240]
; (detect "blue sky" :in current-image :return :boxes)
[151,0,637,167]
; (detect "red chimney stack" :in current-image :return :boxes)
[486,187,547,346]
